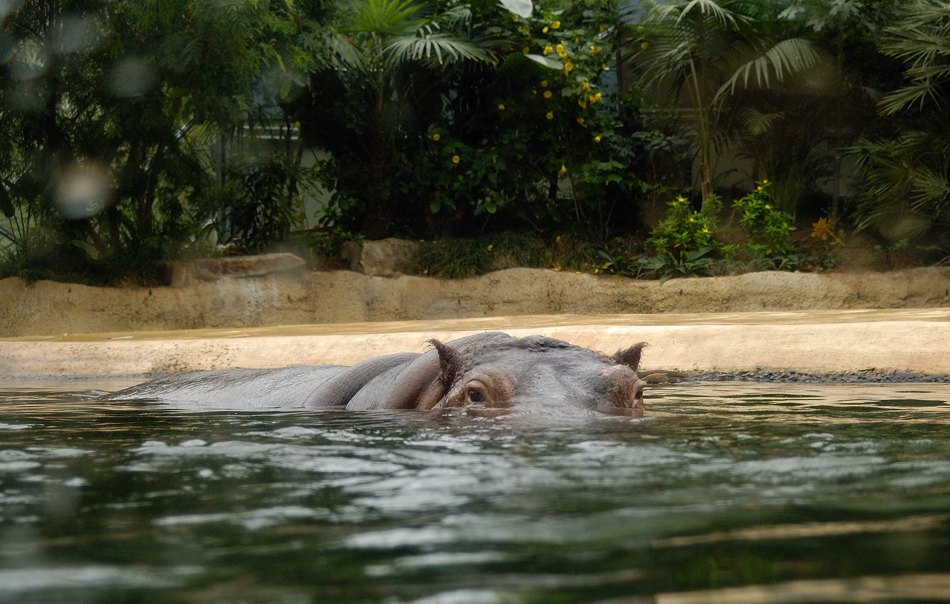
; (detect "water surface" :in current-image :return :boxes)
[1,381,950,603]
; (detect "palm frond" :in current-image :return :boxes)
[910,167,950,218]
[847,132,950,232]
[436,4,474,29]
[879,80,942,115]
[877,0,950,115]
[327,32,367,71]
[716,38,820,99]
[346,0,425,36]
[384,33,494,67]
[740,108,783,136]
[678,0,740,28]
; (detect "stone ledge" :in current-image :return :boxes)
[166,253,306,287]
[341,238,419,277]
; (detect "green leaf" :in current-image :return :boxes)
[687,246,712,261]
[638,256,666,271]
[716,38,820,99]
[385,33,494,67]
[0,181,14,218]
[72,240,100,260]
[523,54,563,70]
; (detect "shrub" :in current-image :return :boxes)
[732,181,796,260]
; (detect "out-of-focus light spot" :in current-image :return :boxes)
[49,13,107,54]
[8,79,48,112]
[10,37,48,80]
[879,215,930,242]
[258,62,305,105]
[0,0,25,24]
[54,163,111,220]
[110,55,155,98]
[0,30,15,63]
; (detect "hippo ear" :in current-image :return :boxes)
[429,339,463,386]
[611,342,648,371]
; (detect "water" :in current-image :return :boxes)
[2,381,950,603]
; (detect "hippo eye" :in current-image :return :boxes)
[464,381,491,404]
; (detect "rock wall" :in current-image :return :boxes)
[3,263,950,337]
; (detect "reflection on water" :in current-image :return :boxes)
[0,382,949,603]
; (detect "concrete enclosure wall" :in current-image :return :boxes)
[3,262,950,337]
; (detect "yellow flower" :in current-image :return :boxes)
[578,100,587,108]
[543,90,552,98]
[498,103,505,110]
[593,92,602,101]
[522,47,529,54]
[811,217,831,240]
[555,44,564,54]
[546,112,554,120]
[703,228,709,233]
[576,117,584,124]
[764,204,771,209]
[552,21,560,29]
[452,155,460,164]
[640,41,649,50]
[533,89,537,94]
[763,179,769,183]
[589,94,597,103]
[594,135,602,143]
[564,62,574,72]
[581,81,591,91]
[432,133,440,141]
[543,46,553,55]
[541,80,548,87]
[542,26,549,34]
[677,196,686,202]
[560,164,567,174]
[488,244,493,251]
[757,186,763,191]
[556,235,561,242]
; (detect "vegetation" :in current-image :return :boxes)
[1,0,948,285]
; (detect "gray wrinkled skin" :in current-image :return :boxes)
[109,333,648,417]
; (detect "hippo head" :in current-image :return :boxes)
[417,334,648,418]
[110,331,649,415]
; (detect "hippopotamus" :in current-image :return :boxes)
[110,332,650,417]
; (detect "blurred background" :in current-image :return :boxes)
[1,0,948,285]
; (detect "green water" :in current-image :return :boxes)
[1,381,950,604]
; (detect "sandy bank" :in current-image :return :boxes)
[2,266,950,338]
[3,309,949,379]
